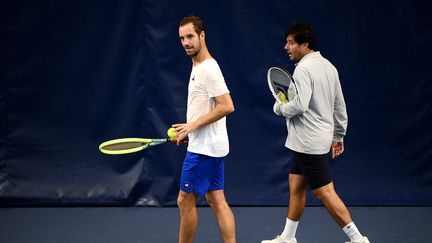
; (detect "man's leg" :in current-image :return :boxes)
[312,182,351,227]
[177,190,199,243]
[312,182,369,242]
[206,190,236,243]
[261,173,307,243]
[287,173,308,221]
[283,173,307,240]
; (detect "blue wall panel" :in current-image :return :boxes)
[1,0,431,206]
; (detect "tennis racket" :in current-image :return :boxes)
[267,67,298,103]
[99,137,177,155]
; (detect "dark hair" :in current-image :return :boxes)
[284,22,317,50]
[179,15,205,35]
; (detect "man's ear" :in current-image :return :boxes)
[200,31,205,40]
[301,42,310,51]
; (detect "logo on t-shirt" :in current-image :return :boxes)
[191,76,195,81]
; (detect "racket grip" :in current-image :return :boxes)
[169,137,188,143]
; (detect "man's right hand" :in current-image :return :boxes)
[331,141,344,159]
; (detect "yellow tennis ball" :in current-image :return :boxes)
[278,92,288,103]
[167,128,177,138]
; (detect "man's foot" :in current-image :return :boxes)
[346,236,370,243]
[261,235,297,243]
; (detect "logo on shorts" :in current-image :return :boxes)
[184,183,189,188]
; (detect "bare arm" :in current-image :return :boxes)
[172,93,234,144]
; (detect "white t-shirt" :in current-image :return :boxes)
[186,59,230,157]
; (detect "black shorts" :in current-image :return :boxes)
[290,151,333,189]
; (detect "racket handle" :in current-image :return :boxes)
[168,137,188,143]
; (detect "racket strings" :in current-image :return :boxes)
[269,67,298,102]
[270,71,289,95]
[270,70,286,83]
[101,142,146,151]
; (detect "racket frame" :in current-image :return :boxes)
[99,138,171,155]
[267,67,297,103]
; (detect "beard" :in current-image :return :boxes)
[187,49,199,57]
[185,43,201,57]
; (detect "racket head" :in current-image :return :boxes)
[267,67,297,102]
[99,138,167,155]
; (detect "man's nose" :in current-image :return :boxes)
[183,39,191,46]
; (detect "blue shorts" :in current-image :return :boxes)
[180,152,225,195]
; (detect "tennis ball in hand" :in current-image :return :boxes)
[278,92,288,103]
[167,128,177,138]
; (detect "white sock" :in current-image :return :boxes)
[280,218,299,240]
[343,222,363,242]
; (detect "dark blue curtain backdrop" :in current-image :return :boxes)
[1,0,431,206]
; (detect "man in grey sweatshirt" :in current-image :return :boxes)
[262,22,370,243]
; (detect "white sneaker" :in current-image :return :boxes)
[261,235,297,243]
[345,236,370,243]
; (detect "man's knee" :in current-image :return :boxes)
[290,190,307,204]
[177,191,197,210]
[206,198,228,212]
[205,190,228,210]
[312,182,335,201]
[205,195,214,207]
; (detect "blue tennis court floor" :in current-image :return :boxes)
[1,206,430,243]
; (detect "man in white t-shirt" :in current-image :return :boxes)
[172,15,236,243]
